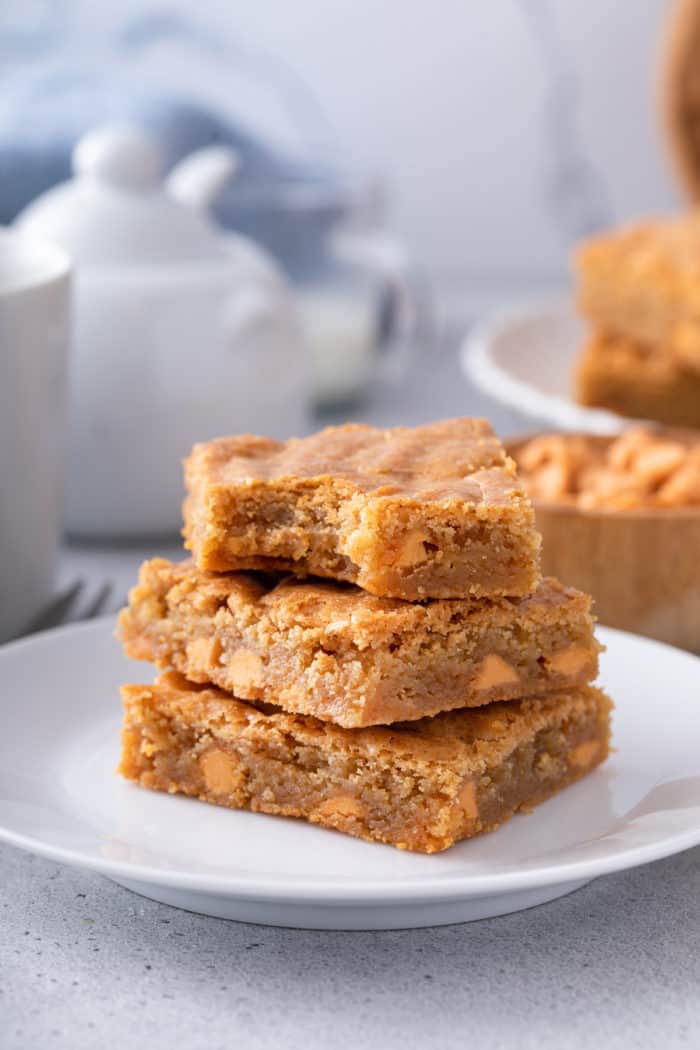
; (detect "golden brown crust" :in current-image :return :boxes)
[189,420,515,497]
[118,558,600,727]
[119,672,613,853]
[575,332,700,429]
[183,420,540,600]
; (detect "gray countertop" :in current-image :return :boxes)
[4,343,700,1048]
[3,842,700,1049]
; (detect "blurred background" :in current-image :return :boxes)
[0,0,679,315]
[0,0,691,632]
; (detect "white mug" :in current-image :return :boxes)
[0,228,71,641]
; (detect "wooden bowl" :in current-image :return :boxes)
[508,434,700,653]
[661,0,700,202]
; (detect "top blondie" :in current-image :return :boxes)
[576,213,700,372]
[184,418,541,600]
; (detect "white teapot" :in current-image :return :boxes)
[15,125,308,536]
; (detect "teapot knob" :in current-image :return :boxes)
[73,125,161,191]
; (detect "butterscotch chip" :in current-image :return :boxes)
[119,672,613,854]
[393,528,431,567]
[182,419,541,600]
[227,649,263,695]
[657,461,700,504]
[118,559,600,728]
[515,425,700,509]
[471,654,519,691]
[185,637,222,681]
[635,442,687,485]
[314,796,366,821]
[457,780,479,821]
[200,748,242,795]
[545,645,592,676]
[568,739,601,769]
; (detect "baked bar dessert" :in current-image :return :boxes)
[576,215,700,373]
[119,671,612,853]
[575,333,700,429]
[118,558,600,728]
[183,419,541,600]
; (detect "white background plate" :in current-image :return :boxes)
[1,619,699,929]
[461,298,638,435]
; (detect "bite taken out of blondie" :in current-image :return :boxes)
[183,419,541,601]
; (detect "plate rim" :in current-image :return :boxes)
[460,295,631,434]
[1,618,700,905]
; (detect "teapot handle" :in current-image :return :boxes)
[331,231,421,364]
[222,285,278,344]
[166,146,238,212]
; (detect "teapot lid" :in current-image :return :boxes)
[14,125,235,266]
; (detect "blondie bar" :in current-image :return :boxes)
[183,420,541,600]
[576,215,700,372]
[576,333,700,429]
[119,672,612,853]
[119,559,600,728]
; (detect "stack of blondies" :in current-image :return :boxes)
[575,214,700,429]
[117,419,611,853]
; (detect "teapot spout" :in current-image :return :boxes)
[166,146,238,212]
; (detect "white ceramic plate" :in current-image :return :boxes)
[462,297,634,434]
[1,619,699,930]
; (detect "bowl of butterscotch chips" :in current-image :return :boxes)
[508,427,700,652]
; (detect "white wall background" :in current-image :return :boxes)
[213,0,679,277]
[8,0,682,296]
